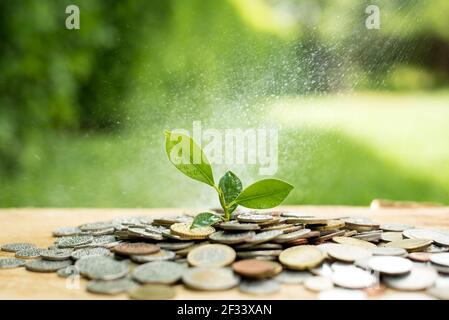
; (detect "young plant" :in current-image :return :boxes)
[164,130,294,229]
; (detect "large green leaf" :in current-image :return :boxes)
[164,130,214,186]
[234,179,293,209]
[191,212,223,229]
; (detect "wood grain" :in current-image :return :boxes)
[1,206,448,300]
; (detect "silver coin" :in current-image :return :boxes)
[430,253,449,267]
[380,224,413,232]
[310,262,333,277]
[219,221,260,231]
[272,229,311,243]
[158,241,195,250]
[425,244,449,253]
[127,228,164,241]
[427,286,449,300]
[237,214,273,223]
[330,261,355,272]
[25,259,72,272]
[74,255,112,274]
[384,267,437,291]
[236,243,283,250]
[79,221,114,232]
[88,227,115,236]
[237,250,282,259]
[52,226,81,237]
[182,267,240,291]
[403,228,449,247]
[319,288,367,300]
[130,249,176,263]
[304,276,334,292]
[145,225,170,234]
[431,263,449,274]
[41,248,73,261]
[113,216,142,225]
[56,235,94,248]
[15,248,44,259]
[87,278,138,295]
[239,279,280,295]
[132,261,186,284]
[381,232,403,242]
[331,267,376,289]
[354,257,373,270]
[0,258,26,269]
[371,247,407,256]
[327,244,372,262]
[1,242,36,253]
[71,247,111,260]
[274,270,313,284]
[209,231,255,244]
[85,235,117,246]
[82,258,129,280]
[245,230,283,245]
[57,266,79,278]
[368,256,413,275]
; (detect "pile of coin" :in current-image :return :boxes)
[1,211,449,300]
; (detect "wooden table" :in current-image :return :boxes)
[1,206,448,300]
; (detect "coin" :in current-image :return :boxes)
[113,243,160,256]
[56,235,94,248]
[153,215,193,226]
[1,242,36,253]
[15,248,44,259]
[332,236,376,249]
[75,255,110,274]
[239,279,280,295]
[236,243,283,250]
[158,241,195,251]
[430,253,449,267]
[331,267,376,289]
[427,286,449,300]
[57,266,79,278]
[236,250,282,259]
[313,220,345,232]
[132,261,186,284]
[129,284,176,300]
[344,218,379,231]
[80,221,114,232]
[145,225,170,234]
[82,258,129,280]
[385,239,432,252]
[381,232,403,242]
[232,259,281,278]
[170,223,215,239]
[237,214,273,223]
[182,267,240,291]
[310,262,333,277]
[52,226,81,237]
[219,221,260,231]
[130,249,176,263]
[71,247,111,260]
[319,288,367,300]
[327,244,372,262]
[127,228,164,241]
[383,267,437,291]
[371,247,407,256]
[279,245,325,270]
[274,270,312,284]
[304,276,334,292]
[286,216,330,225]
[368,256,413,275]
[25,259,72,272]
[380,224,413,232]
[187,244,236,267]
[40,248,73,261]
[272,229,311,243]
[87,278,138,295]
[408,252,432,262]
[403,228,449,247]
[245,230,283,245]
[0,258,26,269]
[209,231,255,244]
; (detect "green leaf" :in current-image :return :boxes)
[218,171,242,213]
[164,130,214,186]
[234,179,293,209]
[191,212,223,229]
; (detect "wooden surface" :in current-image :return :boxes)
[1,206,449,300]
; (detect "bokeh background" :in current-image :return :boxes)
[1,0,449,208]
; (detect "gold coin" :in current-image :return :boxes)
[170,222,215,239]
[279,245,325,270]
[332,236,376,249]
[314,220,345,231]
[380,232,403,242]
[187,244,236,267]
[385,239,432,252]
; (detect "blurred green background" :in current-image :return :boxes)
[1,0,449,208]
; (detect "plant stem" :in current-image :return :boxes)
[214,185,231,221]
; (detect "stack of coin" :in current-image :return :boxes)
[1,210,449,300]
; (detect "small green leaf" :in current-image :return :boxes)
[234,179,293,209]
[164,130,214,186]
[191,212,223,229]
[218,171,242,213]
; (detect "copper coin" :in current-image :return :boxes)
[113,243,160,256]
[232,259,280,278]
[408,252,432,262]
